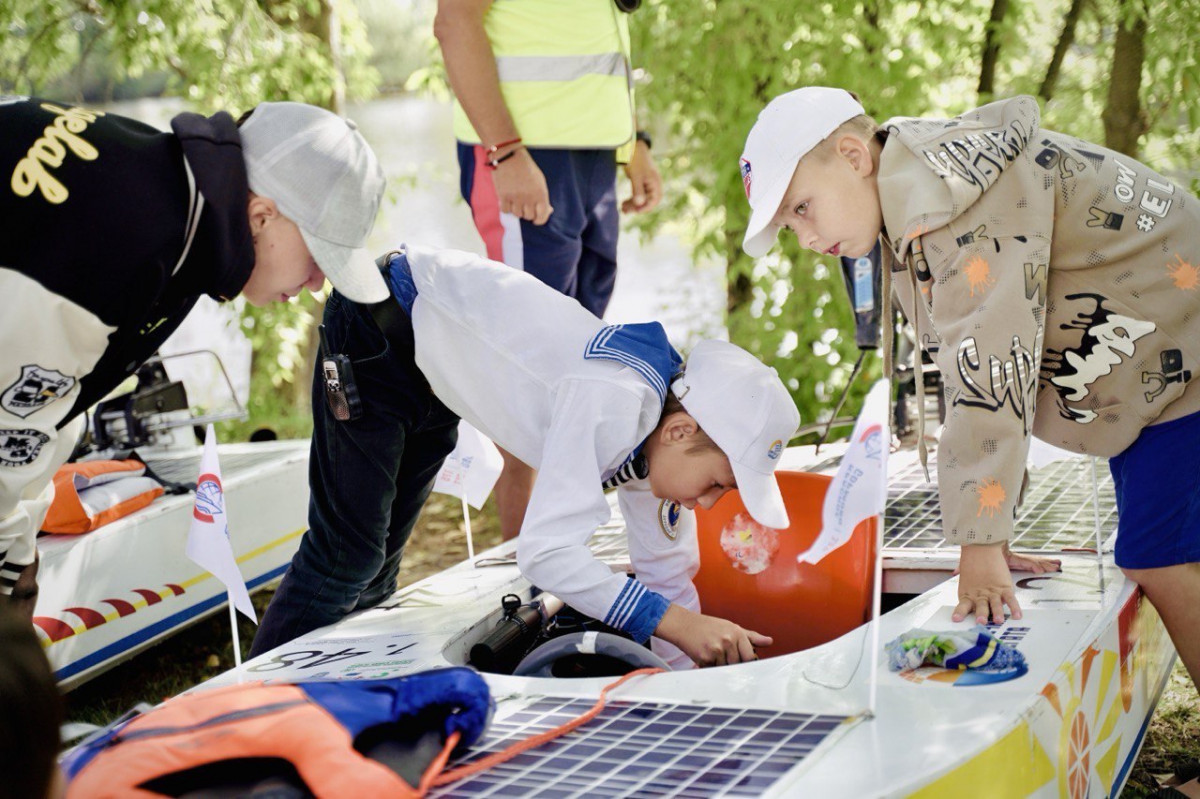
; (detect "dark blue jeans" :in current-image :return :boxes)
[251,290,459,656]
[458,144,619,317]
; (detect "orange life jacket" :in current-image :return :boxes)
[64,671,493,798]
[43,459,163,534]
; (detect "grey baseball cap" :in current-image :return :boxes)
[240,101,389,303]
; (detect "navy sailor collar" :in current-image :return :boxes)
[583,323,682,403]
[585,323,682,490]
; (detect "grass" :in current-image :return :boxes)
[1122,661,1200,797]
[63,495,1198,796]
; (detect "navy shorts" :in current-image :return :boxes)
[1109,409,1200,570]
[457,143,619,318]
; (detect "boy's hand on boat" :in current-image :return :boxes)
[655,604,772,667]
[1000,541,1062,574]
[953,542,1022,626]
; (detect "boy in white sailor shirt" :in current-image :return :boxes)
[251,244,801,669]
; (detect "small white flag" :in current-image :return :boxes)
[800,379,891,565]
[187,424,257,622]
[432,420,504,510]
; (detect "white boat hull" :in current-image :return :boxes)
[34,439,309,689]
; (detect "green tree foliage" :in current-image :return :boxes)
[0,0,377,111]
[232,291,325,440]
[630,0,1200,433]
[358,0,438,93]
[630,0,991,430]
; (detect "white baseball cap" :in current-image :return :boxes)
[671,340,801,529]
[740,87,865,258]
[240,101,389,303]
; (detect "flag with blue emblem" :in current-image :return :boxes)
[187,424,256,622]
[433,420,503,511]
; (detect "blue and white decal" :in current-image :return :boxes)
[658,500,681,541]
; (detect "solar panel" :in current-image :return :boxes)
[431,697,851,798]
[884,454,1118,552]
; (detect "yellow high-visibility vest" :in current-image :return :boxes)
[452,0,636,150]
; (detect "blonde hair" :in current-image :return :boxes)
[808,113,881,161]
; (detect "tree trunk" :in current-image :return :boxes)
[260,0,344,113]
[73,24,104,103]
[863,0,882,60]
[296,314,318,416]
[318,0,346,115]
[1101,0,1149,157]
[726,231,753,313]
[978,0,1010,100]
[1039,0,1090,102]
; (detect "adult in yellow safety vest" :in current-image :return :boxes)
[435,0,663,541]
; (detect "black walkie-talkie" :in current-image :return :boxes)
[815,243,886,452]
[318,324,362,422]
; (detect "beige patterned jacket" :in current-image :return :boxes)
[877,96,1200,544]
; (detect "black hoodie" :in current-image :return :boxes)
[0,96,255,580]
[1,96,255,420]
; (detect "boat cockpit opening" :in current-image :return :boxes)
[453,470,954,678]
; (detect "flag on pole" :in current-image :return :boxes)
[800,379,891,565]
[187,424,257,622]
[433,420,504,511]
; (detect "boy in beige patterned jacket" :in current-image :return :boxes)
[739,87,1200,697]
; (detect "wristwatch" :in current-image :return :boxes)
[635,130,652,150]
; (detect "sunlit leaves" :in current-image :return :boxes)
[0,0,376,113]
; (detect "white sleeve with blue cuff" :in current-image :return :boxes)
[514,377,669,644]
[620,480,700,669]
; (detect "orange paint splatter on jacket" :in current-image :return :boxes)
[965,255,996,297]
[1167,254,1199,290]
[976,478,1006,518]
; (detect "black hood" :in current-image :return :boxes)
[170,110,255,301]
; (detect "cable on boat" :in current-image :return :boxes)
[431,667,664,788]
[814,349,870,453]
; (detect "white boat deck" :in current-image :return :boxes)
[194,445,1171,798]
